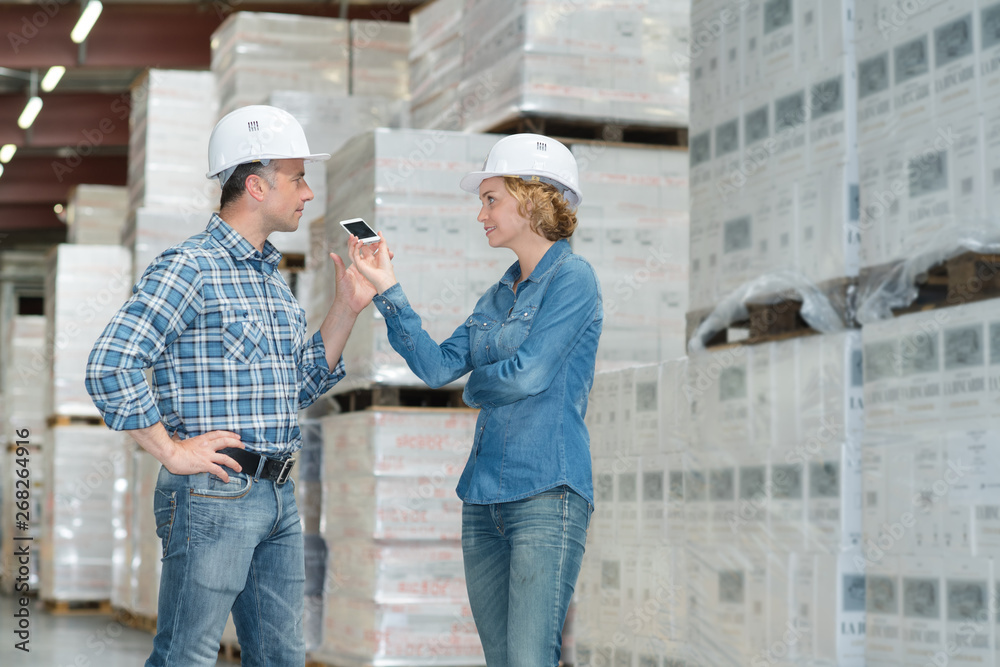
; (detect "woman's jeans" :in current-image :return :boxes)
[146,466,305,667]
[462,486,592,666]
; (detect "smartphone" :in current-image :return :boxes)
[339,218,381,245]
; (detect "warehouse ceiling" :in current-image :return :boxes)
[0,0,417,246]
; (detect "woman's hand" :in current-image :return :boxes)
[347,232,398,294]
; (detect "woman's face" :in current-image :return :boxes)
[476,176,533,249]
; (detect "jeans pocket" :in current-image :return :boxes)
[191,472,253,499]
[153,489,177,558]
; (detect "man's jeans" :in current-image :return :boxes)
[462,486,592,666]
[146,466,305,667]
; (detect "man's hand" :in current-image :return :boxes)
[347,233,398,294]
[330,252,380,315]
[164,430,245,483]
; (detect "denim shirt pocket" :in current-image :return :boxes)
[465,312,498,363]
[498,304,538,353]
[220,309,270,365]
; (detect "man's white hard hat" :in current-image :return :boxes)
[206,105,330,186]
[460,133,582,208]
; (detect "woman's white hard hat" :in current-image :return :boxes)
[460,133,582,208]
[206,105,330,186]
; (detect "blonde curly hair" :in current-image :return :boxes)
[503,176,578,241]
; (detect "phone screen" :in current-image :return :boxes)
[341,219,379,241]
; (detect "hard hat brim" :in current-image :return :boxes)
[206,152,331,179]
[460,170,581,208]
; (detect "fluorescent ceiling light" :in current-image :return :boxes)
[40,66,66,92]
[17,97,43,129]
[70,0,103,44]
[0,144,15,163]
[0,165,4,180]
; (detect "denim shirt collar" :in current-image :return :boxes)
[208,213,281,275]
[499,239,572,289]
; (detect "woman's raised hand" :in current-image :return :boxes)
[347,232,398,294]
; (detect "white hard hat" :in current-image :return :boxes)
[460,133,582,208]
[206,105,330,186]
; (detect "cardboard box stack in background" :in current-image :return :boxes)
[860,299,1000,666]
[123,69,219,282]
[350,19,411,98]
[687,0,858,318]
[210,12,350,117]
[312,409,484,666]
[65,185,129,246]
[408,0,463,130]
[1,315,46,442]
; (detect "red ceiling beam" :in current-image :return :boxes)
[0,92,131,147]
[0,203,66,231]
[0,154,127,205]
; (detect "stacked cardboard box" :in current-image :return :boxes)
[65,185,129,246]
[408,0,464,130]
[313,409,484,665]
[350,19,411,98]
[1,316,46,442]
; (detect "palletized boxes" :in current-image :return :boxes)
[350,19,411,98]
[860,297,1000,665]
[43,245,133,419]
[408,0,463,130]
[572,144,689,368]
[688,0,858,317]
[314,409,485,666]
[1,315,46,442]
[449,0,688,133]
[40,425,128,602]
[109,437,133,612]
[0,443,44,594]
[65,185,129,246]
[211,12,350,116]
[127,69,219,214]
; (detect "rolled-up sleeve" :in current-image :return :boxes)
[462,260,601,408]
[297,330,346,408]
[85,251,203,431]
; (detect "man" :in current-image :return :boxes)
[86,105,373,666]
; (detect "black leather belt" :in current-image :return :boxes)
[220,448,295,485]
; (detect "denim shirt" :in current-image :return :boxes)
[372,239,603,505]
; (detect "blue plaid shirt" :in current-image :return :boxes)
[86,214,345,456]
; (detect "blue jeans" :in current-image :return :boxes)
[146,466,305,667]
[462,486,592,666]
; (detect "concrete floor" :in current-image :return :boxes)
[0,592,155,666]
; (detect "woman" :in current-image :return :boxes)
[348,133,603,666]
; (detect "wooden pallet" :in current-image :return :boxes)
[278,252,307,272]
[861,251,1000,317]
[44,599,112,615]
[686,277,856,349]
[113,607,157,634]
[332,385,469,413]
[46,414,105,428]
[487,113,688,149]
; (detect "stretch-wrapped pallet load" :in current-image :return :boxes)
[408,0,464,130]
[437,0,688,133]
[110,437,134,612]
[43,245,132,419]
[317,128,500,389]
[575,360,691,666]
[127,69,219,215]
[65,185,129,246]
[857,1,995,283]
[211,12,349,117]
[0,444,43,593]
[129,446,161,619]
[40,425,127,602]
[266,91,409,255]
[350,19,411,98]
[687,0,858,316]
[313,409,484,666]
[572,144,689,367]
[683,330,865,666]
[1,315,46,442]
[861,299,1000,666]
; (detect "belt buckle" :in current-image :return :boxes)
[275,457,295,485]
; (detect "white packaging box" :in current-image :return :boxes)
[350,19,410,99]
[719,194,757,297]
[806,441,863,554]
[720,0,743,104]
[41,425,127,602]
[689,0,720,121]
[639,455,667,548]
[708,458,738,548]
[861,433,889,557]
[659,358,690,453]
[65,185,129,246]
[764,549,795,663]
[896,311,944,430]
[317,598,483,666]
[807,57,854,172]
[891,27,936,135]
[768,458,806,554]
[759,0,796,88]
[592,458,617,545]
[910,433,945,554]
[130,447,161,617]
[319,410,476,479]
[902,555,946,666]
[990,316,1000,418]
[885,437,918,557]
[863,323,903,433]
[812,551,867,666]
[617,465,640,547]
[1,443,43,593]
[124,208,214,283]
[615,367,638,460]
[44,245,133,419]
[666,452,686,541]
[982,103,1000,220]
[867,556,903,667]
[110,438,133,611]
[327,539,467,603]
[599,548,624,634]
[127,69,219,213]
[931,8,980,120]
[944,556,995,666]
[735,456,769,550]
[684,457,711,548]
[941,309,990,430]
[948,429,1000,550]
[857,46,894,156]
[982,1,1000,108]
[1,315,46,440]
[741,0,764,93]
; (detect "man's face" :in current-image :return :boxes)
[261,158,313,234]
